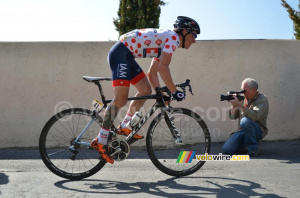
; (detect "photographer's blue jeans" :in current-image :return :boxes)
[222,117,262,155]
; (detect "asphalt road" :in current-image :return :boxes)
[1,140,300,198]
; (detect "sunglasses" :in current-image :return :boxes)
[188,31,197,39]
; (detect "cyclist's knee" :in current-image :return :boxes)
[114,97,127,108]
[135,78,152,95]
[142,84,152,95]
[113,86,129,107]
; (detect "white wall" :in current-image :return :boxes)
[0,40,299,148]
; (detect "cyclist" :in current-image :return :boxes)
[91,16,200,164]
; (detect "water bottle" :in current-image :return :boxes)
[126,112,143,129]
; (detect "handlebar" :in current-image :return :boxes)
[156,79,194,99]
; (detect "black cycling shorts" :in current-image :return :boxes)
[108,41,145,87]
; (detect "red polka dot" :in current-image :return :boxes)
[170,53,173,56]
[132,38,136,43]
[138,43,141,48]
[135,50,138,53]
[144,40,151,45]
[138,54,142,57]
[165,38,169,43]
[165,45,170,49]
[125,42,128,47]
[130,46,133,50]
[172,45,176,52]
[172,36,176,40]
[138,32,142,36]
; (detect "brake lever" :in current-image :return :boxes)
[188,85,194,95]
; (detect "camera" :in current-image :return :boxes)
[220,90,245,101]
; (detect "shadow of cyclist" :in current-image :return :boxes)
[54,176,283,198]
[0,173,9,196]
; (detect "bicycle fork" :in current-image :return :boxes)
[162,107,183,144]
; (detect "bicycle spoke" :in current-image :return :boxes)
[57,119,75,138]
[64,116,75,137]
[47,148,67,156]
[158,123,174,138]
[51,125,72,141]
[75,113,81,135]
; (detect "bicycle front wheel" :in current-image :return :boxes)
[39,108,106,180]
[146,108,211,177]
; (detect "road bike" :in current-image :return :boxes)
[39,76,211,180]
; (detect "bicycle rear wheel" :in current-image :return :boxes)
[146,108,211,177]
[39,108,106,180]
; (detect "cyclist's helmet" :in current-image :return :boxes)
[174,16,200,34]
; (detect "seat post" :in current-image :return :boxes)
[94,81,109,107]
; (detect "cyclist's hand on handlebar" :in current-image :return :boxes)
[172,90,185,101]
[163,95,171,106]
[163,95,171,101]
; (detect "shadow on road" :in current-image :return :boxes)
[0,173,9,196]
[0,173,9,185]
[54,177,283,198]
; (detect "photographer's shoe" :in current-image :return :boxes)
[237,147,248,154]
[248,149,259,157]
[91,138,114,164]
[116,126,144,139]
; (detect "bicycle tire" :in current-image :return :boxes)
[146,107,211,177]
[39,108,106,180]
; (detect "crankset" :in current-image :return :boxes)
[108,138,130,161]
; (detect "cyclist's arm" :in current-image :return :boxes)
[157,52,177,93]
[147,58,160,90]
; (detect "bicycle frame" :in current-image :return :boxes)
[72,80,182,149]
[97,81,182,143]
[126,99,182,144]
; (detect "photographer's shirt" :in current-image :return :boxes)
[229,93,269,138]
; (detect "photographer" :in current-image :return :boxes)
[222,78,269,157]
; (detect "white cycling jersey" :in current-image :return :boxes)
[119,28,180,59]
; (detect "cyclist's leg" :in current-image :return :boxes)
[91,41,132,163]
[102,86,129,130]
[98,41,132,144]
[125,58,152,115]
[118,58,150,139]
[126,76,152,115]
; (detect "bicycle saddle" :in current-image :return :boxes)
[83,76,112,82]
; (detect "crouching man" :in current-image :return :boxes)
[222,78,269,157]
